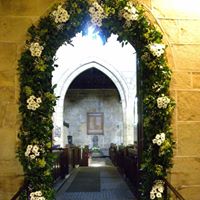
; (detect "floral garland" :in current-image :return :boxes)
[17,0,175,199]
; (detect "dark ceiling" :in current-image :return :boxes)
[69,68,117,89]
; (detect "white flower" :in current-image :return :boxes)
[36,97,42,103]
[35,191,42,196]
[30,154,36,159]
[149,43,165,57]
[52,5,70,24]
[32,145,39,153]
[160,133,165,141]
[150,192,156,199]
[25,151,29,157]
[35,152,40,156]
[158,185,164,193]
[152,139,157,144]
[155,134,160,140]
[27,145,33,150]
[157,139,162,146]
[156,192,162,198]
[29,42,44,57]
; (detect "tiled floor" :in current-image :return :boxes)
[55,158,137,200]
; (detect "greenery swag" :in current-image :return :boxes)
[17,0,175,199]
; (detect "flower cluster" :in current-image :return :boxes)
[27,95,42,111]
[157,94,170,109]
[52,5,70,23]
[149,43,165,57]
[29,42,44,57]
[25,145,40,160]
[150,180,164,199]
[30,191,45,200]
[120,2,139,27]
[89,2,106,27]
[152,132,165,146]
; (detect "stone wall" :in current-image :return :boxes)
[149,1,200,199]
[64,89,123,150]
[0,0,200,199]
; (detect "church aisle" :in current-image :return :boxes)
[55,158,137,200]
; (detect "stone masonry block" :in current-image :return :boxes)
[0,70,15,87]
[0,0,37,16]
[0,43,17,71]
[172,44,200,71]
[0,173,23,200]
[0,128,17,160]
[177,122,200,156]
[160,19,180,44]
[171,157,200,186]
[179,187,200,200]
[152,0,200,19]
[170,71,191,89]
[36,0,63,16]
[0,103,18,128]
[0,86,15,103]
[177,91,200,121]
[0,17,32,42]
[192,72,200,89]
[178,20,200,44]
[160,19,200,44]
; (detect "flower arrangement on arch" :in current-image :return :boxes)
[52,5,70,24]
[30,191,45,200]
[17,0,175,199]
[119,2,139,27]
[25,144,41,160]
[26,95,42,111]
[150,180,165,199]
[148,43,165,57]
[29,42,44,57]
[89,1,107,27]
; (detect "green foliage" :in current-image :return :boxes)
[17,0,175,199]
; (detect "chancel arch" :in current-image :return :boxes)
[53,59,136,147]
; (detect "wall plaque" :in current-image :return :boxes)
[87,112,104,135]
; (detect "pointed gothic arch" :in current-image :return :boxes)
[53,59,136,147]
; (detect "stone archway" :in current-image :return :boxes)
[53,58,136,147]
